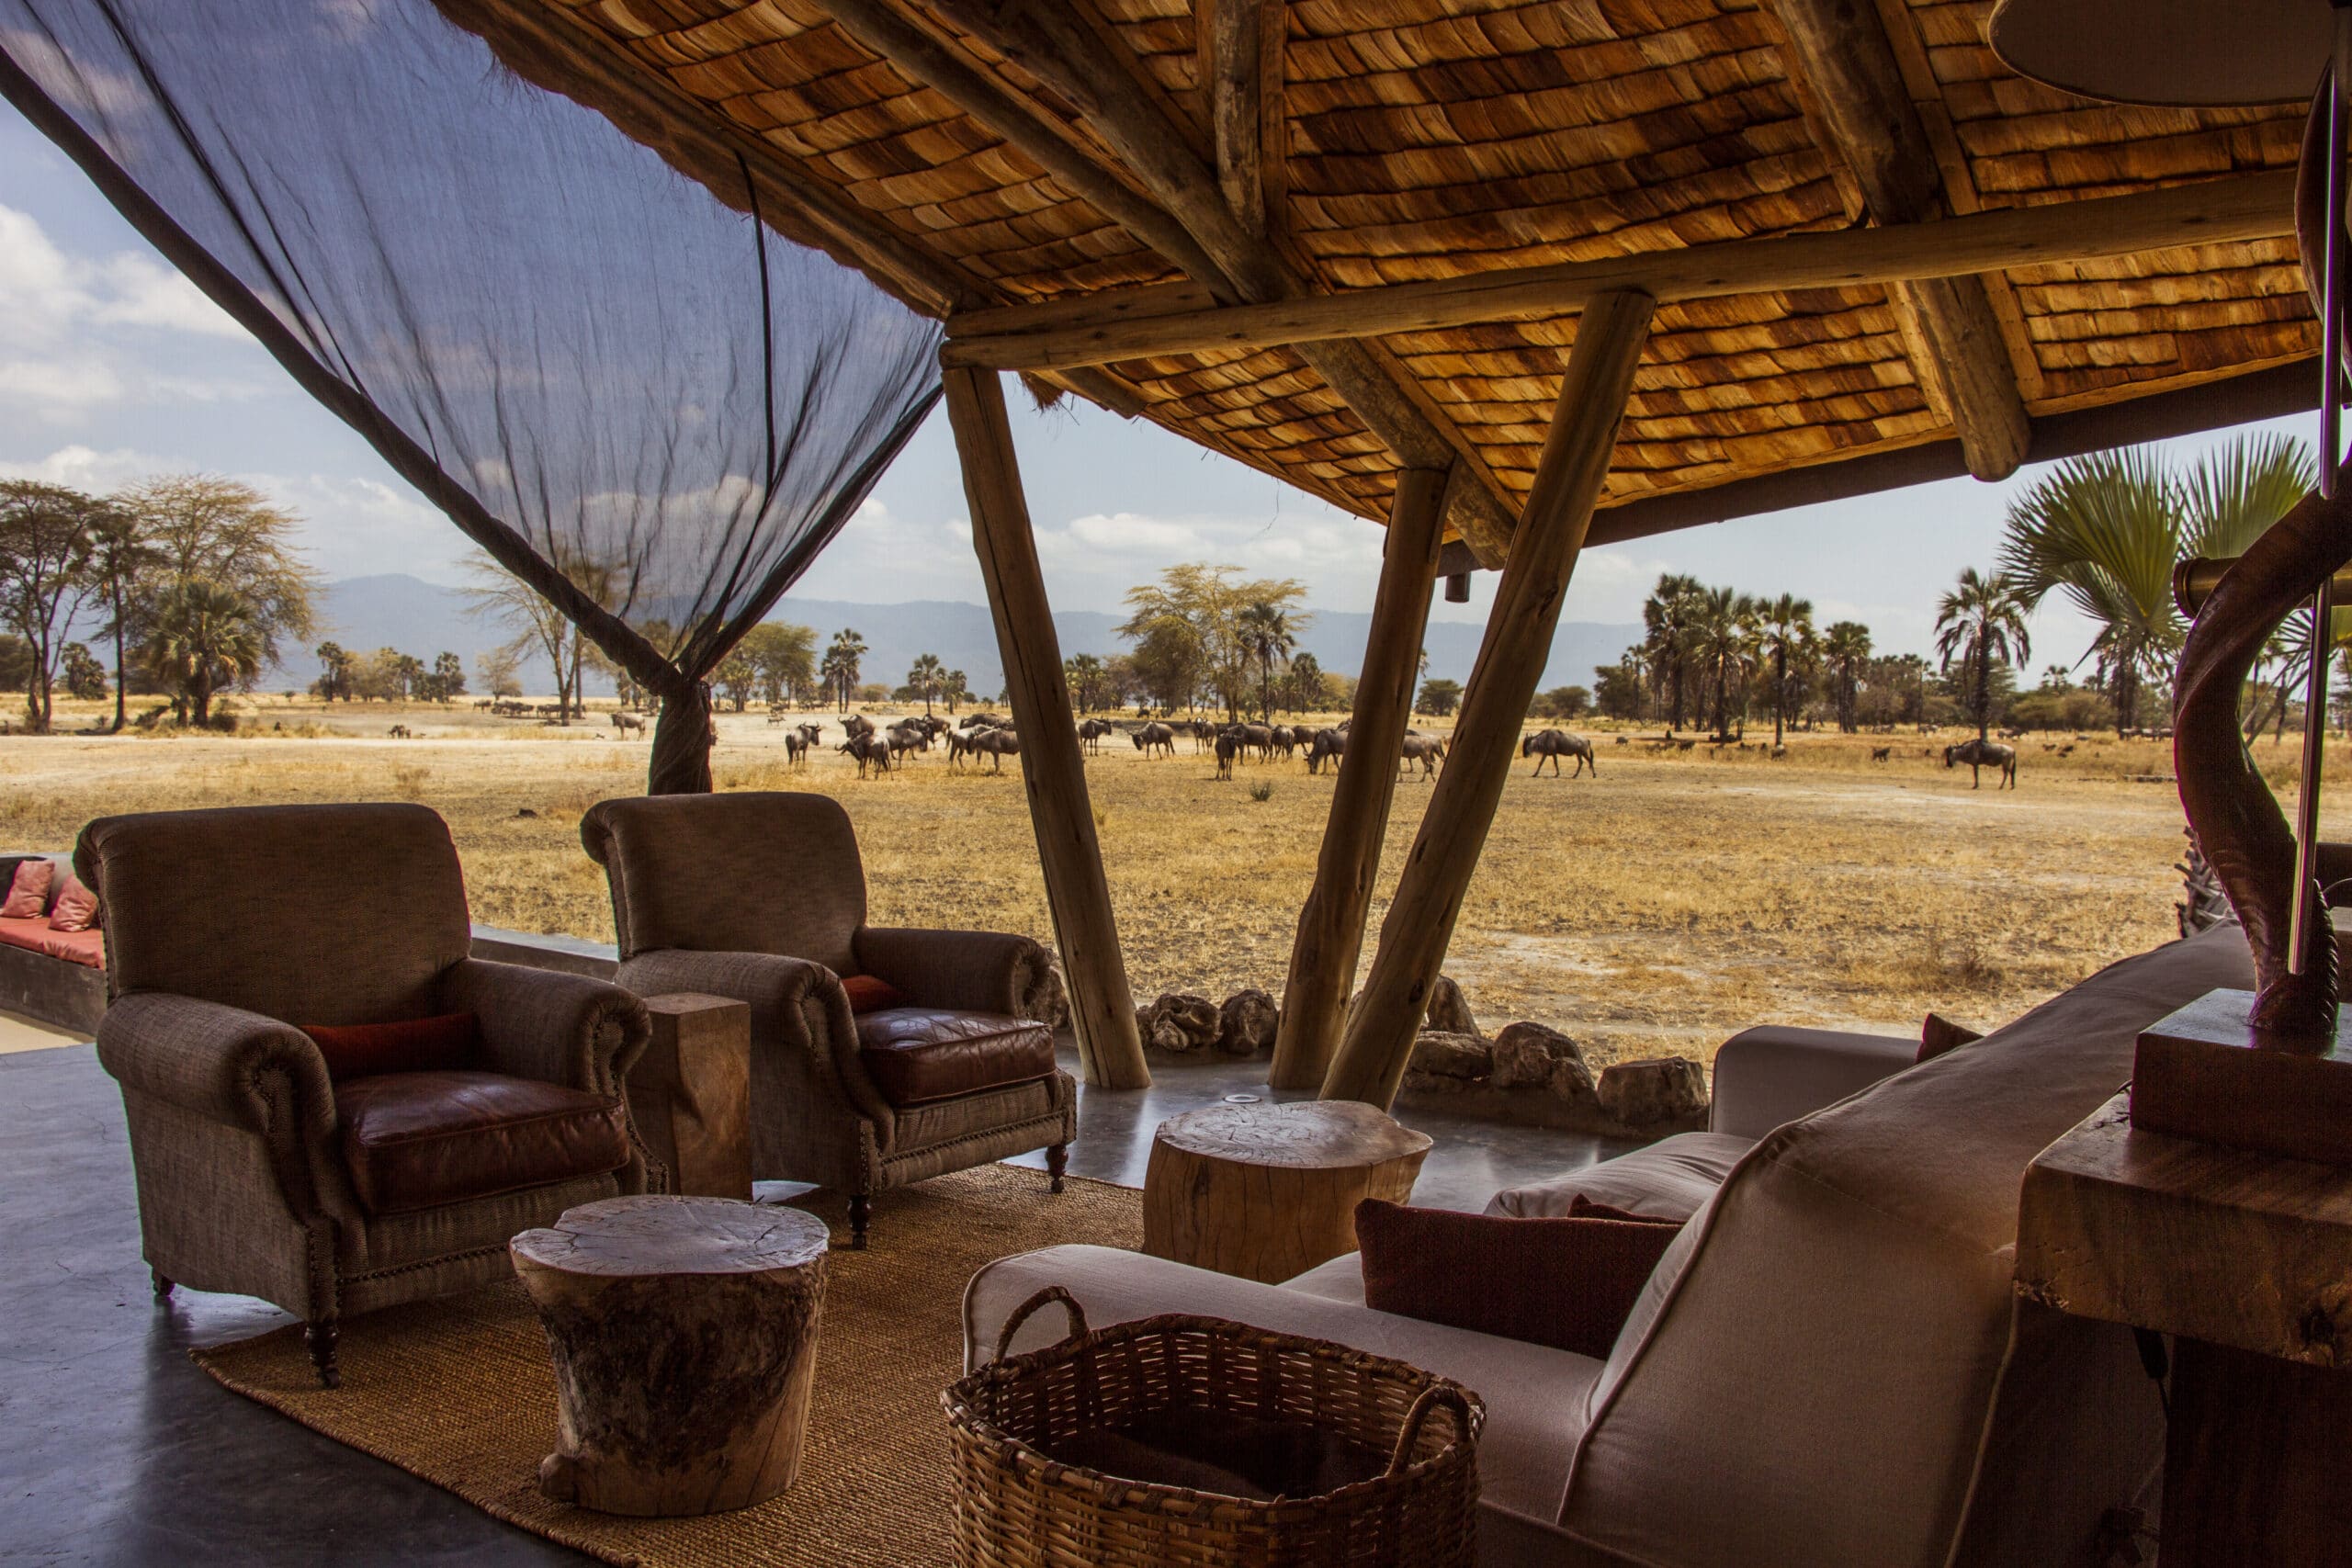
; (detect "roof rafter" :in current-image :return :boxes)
[895,0,1528,566]
[1764,0,2032,482]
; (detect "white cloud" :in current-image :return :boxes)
[0,442,164,488]
[0,357,122,411]
[91,254,244,337]
[1062,511,1205,554]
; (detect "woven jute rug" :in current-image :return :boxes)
[193,1166,1142,1566]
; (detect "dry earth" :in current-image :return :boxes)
[6,694,2341,1071]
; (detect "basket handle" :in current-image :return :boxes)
[992,1285,1091,1364]
[1386,1384,1476,1476]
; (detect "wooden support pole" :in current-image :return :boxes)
[1321,290,1655,1109]
[943,366,1150,1089]
[1269,467,1447,1090]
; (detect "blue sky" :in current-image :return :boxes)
[0,96,2312,671]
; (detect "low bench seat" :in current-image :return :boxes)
[0,914,104,968]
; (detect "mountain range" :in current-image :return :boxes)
[275,575,1642,700]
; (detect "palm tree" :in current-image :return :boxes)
[1641,573,1702,727]
[944,669,967,715]
[1933,568,2032,741]
[1236,600,1297,720]
[822,628,866,712]
[2000,434,2316,736]
[143,579,263,727]
[1822,620,1872,733]
[907,651,944,715]
[1689,585,1758,739]
[1756,592,1815,746]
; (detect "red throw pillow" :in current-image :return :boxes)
[1917,1012,1984,1064]
[46,873,98,932]
[840,974,908,1014]
[1,859,53,919]
[302,1011,483,1082]
[1356,1195,1683,1359]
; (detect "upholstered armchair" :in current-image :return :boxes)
[79,803,651,1387]
[580,791,1074,1247]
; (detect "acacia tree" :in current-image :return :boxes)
[1933,568,2033,741]
[464,547,613,721]
[0,481,104,733]
[1119,564,1308,723]
[734,622,815,707]
[118,476,316,674]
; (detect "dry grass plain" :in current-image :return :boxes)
[7,694,2343,1071]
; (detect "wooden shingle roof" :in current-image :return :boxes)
[448,0,2317,559]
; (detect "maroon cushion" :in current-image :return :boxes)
[303,1011,482,1082]
[854,1008,1056,1106]
[0,859,51,919]
[334,1070,630,1215]
[1917,1012,1984,1064]
[1355,1196,1684,1359]
[841,973,908,1014]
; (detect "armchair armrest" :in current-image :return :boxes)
[96,990,335,1136]
[1708,1025,1918,1141]
[436,958,650,1096]
[854,927,1048,1017]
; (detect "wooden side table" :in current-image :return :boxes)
[512,1196,827,1516]
[2017,1093,2352,1566]
[627,993,752,1199]
[1143,1100,1433,1284]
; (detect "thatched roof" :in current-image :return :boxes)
[447,0,2317,560]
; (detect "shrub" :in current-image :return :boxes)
[1248,781,1274,803]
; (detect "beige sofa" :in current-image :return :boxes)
[967,924,2256,1567]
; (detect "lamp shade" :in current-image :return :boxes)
[1989,0,2333,106]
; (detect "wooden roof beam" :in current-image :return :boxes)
[942,173,2296,369]
[1767,0,2030,481]
[914,0,1524,567]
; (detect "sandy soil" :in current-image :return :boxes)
[6,694,2335,1070]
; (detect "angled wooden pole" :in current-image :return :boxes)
[1321,290,1656,1109]
[943,366,1149,1089]
[1269,467,1447,1090]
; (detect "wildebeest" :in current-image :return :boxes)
[886,722,930,761]
[968,726,1021,773]
[1269,724,1297,758]
[1131,721,1175,758]
[1521,728,1595,778]
[840,734,892,778]
[1399,731,1445,779]
[1078,717,1116,754]
[1233,723,1274,761]
[1215,728,1239,779]
[1944,737,2018,789]
[1189,719,1217,752]
[842,714,876,741]
[1305,727,1346,774]
[1870,746,1892,762]
[388,725,412,739]
[959,712,1005,730]
[612,712,644,734]
[786,721,821,766]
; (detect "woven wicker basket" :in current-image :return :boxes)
[943,1286,1483,1568]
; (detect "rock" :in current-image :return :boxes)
[1597,1056,1709,1126]
[1422,975,1479,1038]
[1547,1055,1600,1107]
[1140,992,1222,1053]
[1401,1069,1465,1097]
[1216,988,1279,1055]
[1491,1021,1580,1089]
[1409,1031,1492,1080]
[1019,962,1069,1032]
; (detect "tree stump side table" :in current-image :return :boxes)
[627,993,753,1199]
[512,1196,827,1517]
[1143,1100,1434,1284]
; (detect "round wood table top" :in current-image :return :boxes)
[1153,1100,1432,1169]
[511,1196,828,1279]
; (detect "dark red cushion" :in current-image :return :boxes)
[1917,1012,1984,1064]
[333,1070,630,1215]
[0,859,52,919]
[855,1008,1056,1106]
[303,1011,482,1082]
[1355,1196,1684,1359]
[841,973,908,1014]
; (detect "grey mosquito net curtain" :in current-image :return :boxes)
[0,0,944,791]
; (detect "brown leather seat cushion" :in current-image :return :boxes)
[334,1070,630,1215]
[855,1009,1057,1107]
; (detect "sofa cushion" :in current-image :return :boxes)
[334,1070,630,1215]
[1358,1197,1683,1359]
[46,873,98,932]
[855,1008,1056,1106]
[1,858,52,919]
[841,973,908,1014]
[1487,1131,1751,1221]
[0,914,104,969]
[303,1010,482,1083]
[1917,1011,1983,1063]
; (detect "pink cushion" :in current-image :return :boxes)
[46,873,97,932]
[0,860,52,919]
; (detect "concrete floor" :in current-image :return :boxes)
[1,1039,1627,1564]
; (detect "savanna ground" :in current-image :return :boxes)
[6,694,2339,1071]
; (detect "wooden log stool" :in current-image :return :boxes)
[512,1196,827,1516]
[1144,1100,1433,1284]
[627,993,753,1199]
